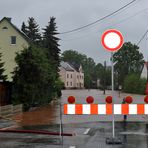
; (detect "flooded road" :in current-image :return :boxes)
[1,89,148,148]
[12,89,148,126]
[13,103,60,126]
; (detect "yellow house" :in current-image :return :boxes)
[0,17,29,81]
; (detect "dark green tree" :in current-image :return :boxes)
[21,22,28,35]
[43,17,61,77]
[42,17,61,96]
[100,66,111,88]
[113,42,144,86]
[12,46,55,111]
[26,17,41,43]
[0,53,7,81]
[124,74,146,94]
[94,63,104,79]
[61,50,87,65]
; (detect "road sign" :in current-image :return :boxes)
[101,29,124,141]
[101,29,124,52]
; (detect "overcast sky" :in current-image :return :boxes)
[1,0,148,65]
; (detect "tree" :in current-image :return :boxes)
[21,22,28,35]
[26,17,41,43]
[12,46,55,111]
[113,42,144,86]
[94,63,104,79]
[124,74,146,94]
[42,17,61,96]
[85,57,96,88]
[0,53,7,81]
[43,17,61,77]
[61,50,87,65]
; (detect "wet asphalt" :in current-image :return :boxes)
[0,89,148,148]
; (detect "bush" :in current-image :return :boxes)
[54,78,64,97]
[123,74,146,94]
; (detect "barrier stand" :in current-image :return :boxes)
[64,95,148,145]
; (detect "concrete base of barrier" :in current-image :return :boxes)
[106,137,122,145]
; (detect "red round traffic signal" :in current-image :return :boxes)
[68,96,75,104]
[86,96,94,104]
[125,96,133,104]
[105,96,112,104]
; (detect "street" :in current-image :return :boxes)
[0,89,148,148]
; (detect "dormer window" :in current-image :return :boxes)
[2,26,8,30]
[11,36,16,45]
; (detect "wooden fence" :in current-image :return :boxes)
[0,104,22,118]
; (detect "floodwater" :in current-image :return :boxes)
[1,89,148,148]
[12,89,148,126]
[12,102,60,127]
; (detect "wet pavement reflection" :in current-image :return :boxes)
[13,102,60,127]
[1,89,148,147]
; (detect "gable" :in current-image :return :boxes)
[0,18,29,45]
[0,18,29,81]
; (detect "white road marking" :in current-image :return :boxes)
[84,128,91,135]
[69,146,76,148]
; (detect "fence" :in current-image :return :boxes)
[0,104,22,118]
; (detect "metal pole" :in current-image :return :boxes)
[59,98,63,147]
[111,52,115,138]
[103,61,106,95]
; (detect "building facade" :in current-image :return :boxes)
[59,62,84,89]
[0,17,29,81]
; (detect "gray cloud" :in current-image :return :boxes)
[0,0,148,64]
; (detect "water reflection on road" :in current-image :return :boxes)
[13,89,148,126]
[13,102,60,127]
[2,89,148,148]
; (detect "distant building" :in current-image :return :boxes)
[59,61,84,89]
[141,62,148,79]
[0,17,29,81]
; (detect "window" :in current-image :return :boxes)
[67,81,69,86]
[67,74,69,78]
[11,36,16,45]
[2,26,8,30]
[71,74,72,78]
[77,75,79,79]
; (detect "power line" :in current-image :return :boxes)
[61,6,148,42]
[60,0,137,35]
[137,30,148,46]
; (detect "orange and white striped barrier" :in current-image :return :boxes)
[63,104,148,115]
